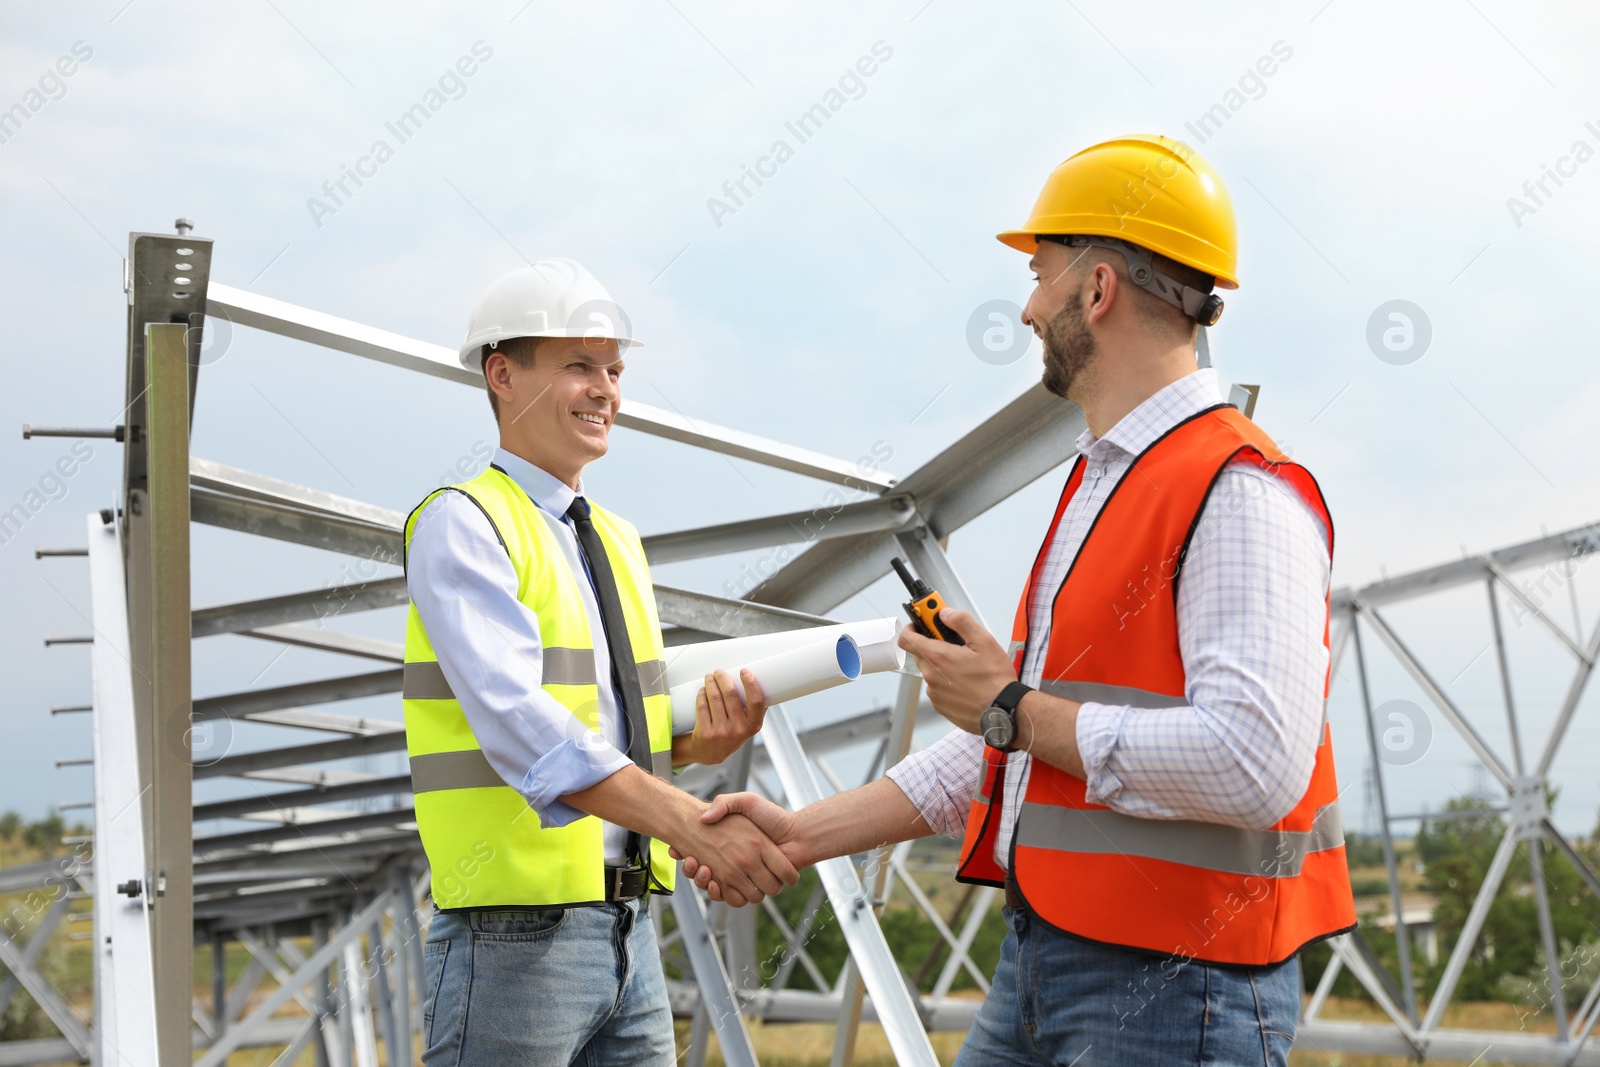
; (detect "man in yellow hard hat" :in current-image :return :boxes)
[677,135,1355,1065]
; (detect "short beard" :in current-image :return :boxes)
[1040,296,1098,401]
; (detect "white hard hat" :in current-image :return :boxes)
[458,258,642,371]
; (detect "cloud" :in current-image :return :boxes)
[5,0,1600,827]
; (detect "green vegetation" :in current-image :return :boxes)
[0,810,92,1042]
[1302,796,1600,1017]
[1414,794,1599,1009]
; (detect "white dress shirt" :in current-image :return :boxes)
[886,369,1332,868]
[407,448,635,864]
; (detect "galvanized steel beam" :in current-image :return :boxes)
[206,282,897,490]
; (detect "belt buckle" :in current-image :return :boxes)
[610,864,644,901]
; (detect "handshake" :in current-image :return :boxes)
[666,792,811,908]
[660,608,1008,906]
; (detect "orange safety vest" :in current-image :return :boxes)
[956,402,1356,967]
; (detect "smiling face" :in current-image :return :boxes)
[1022,239,1107,402]
[484,335,623,489]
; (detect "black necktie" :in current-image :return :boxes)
[566,496,655,871]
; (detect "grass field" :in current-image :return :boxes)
[0,829,1582,1065]
[665,996,1557,1067]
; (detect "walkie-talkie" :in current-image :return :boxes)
[891,557,966,645]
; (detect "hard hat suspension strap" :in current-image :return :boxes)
[1044,234,1225,327]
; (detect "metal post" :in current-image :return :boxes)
[719,743,760,995]
[831,668,924,1067]
[1526,838,1571,1041]
[311,915,334,1067]
[133,322,194,1065]
[211,931,227,1042]
[374,896,408,1063]
[371,919,398,1064]
[764,702,939,1067]
[342,907,378,1067]
[86,514,158,1066]
[336,925,356,1067]
[684,1000,712,1067]
[1351,619,1417,1023]
[392,864,423,1050]
[670,885,760,1067]
[1485,577,1528,775]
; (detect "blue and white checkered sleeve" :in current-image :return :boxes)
[1075,460,1332,829]
[886,728,985,838]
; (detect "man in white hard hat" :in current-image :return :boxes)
[402,259,797,1064]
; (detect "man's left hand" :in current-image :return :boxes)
[898,609,1017,734]
[678,669,767,766]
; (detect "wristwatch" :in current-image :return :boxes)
[980,682,1033,752]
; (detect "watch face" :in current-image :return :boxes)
[981,706,1014,750]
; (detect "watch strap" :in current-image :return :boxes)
[993,681,1032,714]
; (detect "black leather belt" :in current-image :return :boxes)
[438,864,648,912]
[606,863,648,902]
[1004,873,1027,911]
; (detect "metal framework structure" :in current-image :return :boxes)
[2,223,1596,1065]
[1296,523,1600,1065]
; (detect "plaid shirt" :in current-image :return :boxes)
[886,369,1332,866]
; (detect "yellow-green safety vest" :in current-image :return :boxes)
[402,465,676,908]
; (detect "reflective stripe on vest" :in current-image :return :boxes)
[1015,801,1345,878]
[402,467,677,908]
[402,655,671,699]
[410,747,676,794]
[956,403,1356,966]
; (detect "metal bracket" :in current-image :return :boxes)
[1509,777,1548,840]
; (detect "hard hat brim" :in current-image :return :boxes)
[458,333,644,372]
[996,228,1238,290]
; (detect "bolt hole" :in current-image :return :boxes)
[175,247,194,256]
[172,291,189,298]
[174,262,192,270]
[173,276,191,285]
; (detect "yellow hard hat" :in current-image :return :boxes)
[997,134,1239,289]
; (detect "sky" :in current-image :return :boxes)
[3,1,1600,839]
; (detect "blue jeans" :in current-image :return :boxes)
[420,900,674,1066]
[956,907,1299,1066]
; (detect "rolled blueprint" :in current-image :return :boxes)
[669,634,862,735]
[664,617,904,689]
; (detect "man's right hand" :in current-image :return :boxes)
[562,765,799,908]
[670,806,800,908]
[672,792,809,902]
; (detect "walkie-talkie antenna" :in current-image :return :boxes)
[891,557,928,598]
